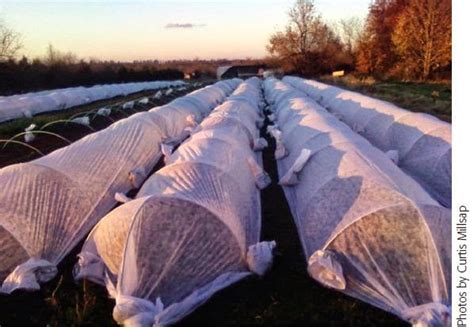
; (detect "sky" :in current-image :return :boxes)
[0,0,371,61]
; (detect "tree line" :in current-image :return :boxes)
[0,22,267,95]
[0,53,267,95]
[268,0,451,81]
[0,43,185,95]
[0,0,451,94]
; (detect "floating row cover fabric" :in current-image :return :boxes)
[263,78,451,327]
[283,76,452,208]
[0,80,186,123]
[0,79,241,294]
[74,77,275,327]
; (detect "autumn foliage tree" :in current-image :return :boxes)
[392,0,451,80]
[356,0,451,80]
[355,0,408,75]
[267,0,349,76]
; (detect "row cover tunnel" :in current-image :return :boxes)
[74,77,275,326]
[0,80,186,123]
[264,78,450,327]
[283,76,452,208]
[0,78,241,294]
[0,75,451,327]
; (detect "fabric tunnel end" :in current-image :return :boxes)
[71,116,91,126]
[128,167,147,189]
[253,137,268,152]
[24,124,37,143]
[402,303,451,327]
[160,143,175,165]
[73,252,107,286]
[138,98,150,105]
[267,127,287,160]
[122,101,135,110]
[25,123,36,131]
[97,108,112,117]
[0,258,58,294]
[113,295,164,327]
[246,241,277,276]
[246,156,272,189]
[185,114,197,127]
[153,91,162,99]
[115,192,133,204]
[266,124,279,135]
[307,250,346,291]
[278,148,312,185]
[256,172,272,190]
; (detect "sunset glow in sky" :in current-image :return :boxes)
[1,0,371,61]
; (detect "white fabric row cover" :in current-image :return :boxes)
[264,78,451,327]
[0,79,241,294]
[74,77,275,327]
[0,80,186,123]
[283,76,452,208]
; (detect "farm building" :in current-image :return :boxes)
[217,65,267,80]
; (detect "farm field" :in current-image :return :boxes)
[2,76,454,169]
[0,82,408,326]
[0,143,408,326]
[0,0,455,325]
[0,77,449,327]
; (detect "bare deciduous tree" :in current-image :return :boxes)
[288,0,317,55]
[267,0,345,76]
[337,17,363,55]
[0,19,22,61]
[44,44,78,67]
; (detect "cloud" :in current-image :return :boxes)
[164,23,206,29]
